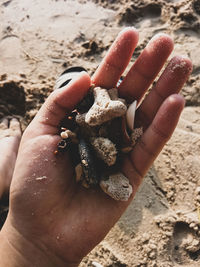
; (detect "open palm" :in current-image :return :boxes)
[5,28,192,266]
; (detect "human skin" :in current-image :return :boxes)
[0,117,21,199]
[0,28,192,266]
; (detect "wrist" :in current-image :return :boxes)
[0,218,80,267]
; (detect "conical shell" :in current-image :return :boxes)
[126,100,137,131]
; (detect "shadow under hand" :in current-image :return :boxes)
[118,165,169,236]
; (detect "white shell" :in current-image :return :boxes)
[92,262,103,267]
[60,131,68,139]
[55,72,81,90]
[126,100,137,131]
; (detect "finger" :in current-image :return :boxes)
[92,27,139,89]
[118,33,174,102]
[0,118,8,130]
[9,118,22,137]
[135,56,192,129]
[129,94,185,188]
[29,72,91,135]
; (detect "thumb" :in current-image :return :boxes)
[26,71,91,136]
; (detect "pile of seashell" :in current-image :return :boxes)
[55,84,143,201]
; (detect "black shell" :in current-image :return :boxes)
[59,111,78,132]
[76,90,94,113]
[105,117,123,149]
[57,139,71,152]
[78,138,99,186]
[68,142,80,166]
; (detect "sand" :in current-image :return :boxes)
[0,0,200,266]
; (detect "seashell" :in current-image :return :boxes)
[59,111,78,132]
[55,66,87,90]
[121,116,132,146]
[60,131,68,139]
[116,76,123,87]
[60,129,78,143]
[92,262,103,267]
[103,117,122,149]
[78,138,99,186]
[76,87,94,113]
[126,100,137,131]
[55,80,140,197]
[57,139,70,152]
[68,142,80,166]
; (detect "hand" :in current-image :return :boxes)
[0,28,192,267]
